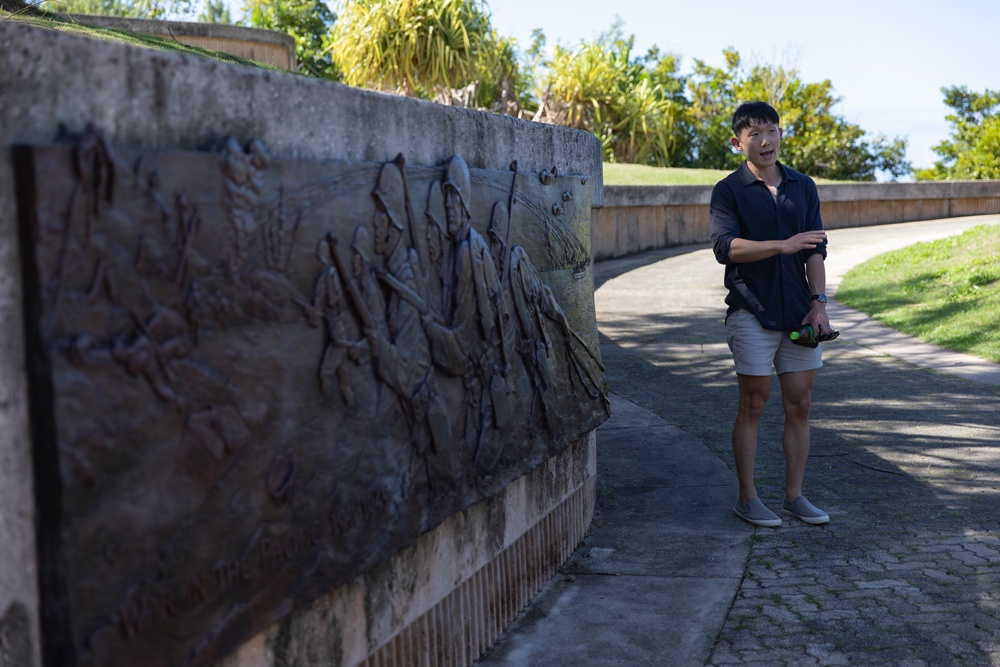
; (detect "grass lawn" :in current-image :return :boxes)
[836,224,1000,363]
[602,163,731,185]
[602,162,849,186]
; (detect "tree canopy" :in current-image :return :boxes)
[684,49,910,180]
[39,0,194,19]
[528,36,909,179]
[915,86,1000,181]
[198,0,230,23]
[532,23,685,167]
[329,0,490,97]
[244,0,337,78]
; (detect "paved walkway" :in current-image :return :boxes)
[476,214,1000,666]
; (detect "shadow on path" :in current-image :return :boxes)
[479,218,1000,667]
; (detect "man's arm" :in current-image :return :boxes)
[801,252,832,335]
[727,230,828,264]
[710,179,828,265]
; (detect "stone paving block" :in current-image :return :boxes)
[951,550,989,567]
[804,644,851,665]
[963,542,1000,562]
[859,578,917,590]
[922,568,965,584]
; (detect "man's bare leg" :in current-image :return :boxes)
[733,373,772,503]
[778,369,815,500]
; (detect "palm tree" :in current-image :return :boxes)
[535,26,683,166]
[329,0,493,99]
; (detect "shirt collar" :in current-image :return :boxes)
[737,161,795,187]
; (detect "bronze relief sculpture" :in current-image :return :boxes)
[14,127,609,666]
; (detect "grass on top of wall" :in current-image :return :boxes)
[1,7,282,71]
[602,162,851,186]
[602,163,731,186]
[836,223,1000,363]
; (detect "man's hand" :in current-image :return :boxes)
[780,230,827,255]
[802,300,833,337]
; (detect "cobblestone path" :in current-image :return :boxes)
[595,218,1000,666]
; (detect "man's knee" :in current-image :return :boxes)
[779,370,814,418]
[737,374,771,417]
[783,391,812,420]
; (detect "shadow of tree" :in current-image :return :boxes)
[595,246,1000,664]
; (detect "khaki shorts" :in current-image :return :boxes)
[726,309,823,376]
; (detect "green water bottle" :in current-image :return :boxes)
[790,325,840,346]
[789,325,817,347]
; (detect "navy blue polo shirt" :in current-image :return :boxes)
[710,161,826,332]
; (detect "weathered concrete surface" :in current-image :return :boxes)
[0,21,603,197]
[818,180,1000,202]
[218,433,597,667]
[602,185,712,207]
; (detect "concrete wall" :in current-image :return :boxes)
[217,433,596,667]
[61,16,297,70]
[594,186,711,260]
[0,20,603,667]
[595,181,1000,260]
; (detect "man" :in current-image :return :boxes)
[370,160,455,493]
[710,101,833,527]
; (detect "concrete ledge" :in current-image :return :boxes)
[817,180,1000,202]
[603,181,1000,207]
[0,21,604,198]
[602,185,711,207]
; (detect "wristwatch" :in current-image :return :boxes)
[811,293,828,304]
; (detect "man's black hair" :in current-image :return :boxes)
[732,101,780,136]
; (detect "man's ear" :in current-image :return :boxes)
[730,136,743,152]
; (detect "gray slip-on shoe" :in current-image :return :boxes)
[734,497,782,527]
[782,495,830,525]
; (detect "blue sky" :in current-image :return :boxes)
[483,0,999,175]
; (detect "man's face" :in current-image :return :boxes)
[427,225,442,263]
[731,121,782,170]
[372,208,389,255]
[444,190,464,237]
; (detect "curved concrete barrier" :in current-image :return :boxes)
[594,181,1000,260]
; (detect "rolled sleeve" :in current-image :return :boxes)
[801,179,827,260]
[710,182,738,265]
